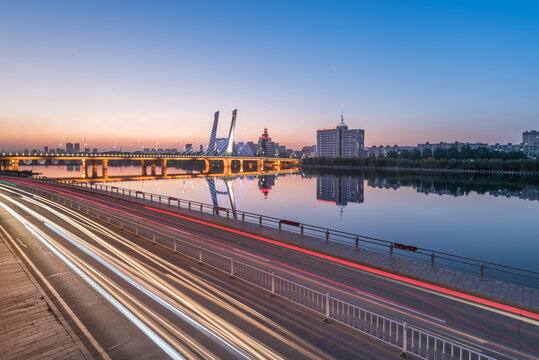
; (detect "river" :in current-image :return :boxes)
[19,163,539,272]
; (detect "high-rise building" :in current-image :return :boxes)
[74,143,80,152]
[65,143,74,153]
[258,127,276,157]
[317,114,364,158]
[523,130,538,145]
[44,146,49,153]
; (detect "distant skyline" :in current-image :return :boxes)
[1,1,538,151]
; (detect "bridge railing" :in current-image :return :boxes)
[13,181,497,360]
[31,176,539,288]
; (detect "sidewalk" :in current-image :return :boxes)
[0,226,88,359]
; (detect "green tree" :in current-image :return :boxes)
[410,148,421,160]
[422,148,432,159]
[433,147,446,159]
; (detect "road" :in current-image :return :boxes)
[1,177,538,359]
[0,178,404,359]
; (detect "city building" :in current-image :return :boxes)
[74,143,80,152]
[316,114,364,158]
[258,127,276,157]
[246,141,259,155]
[523,130,538,145]
[44,146,49,153]
[65,143,74,153]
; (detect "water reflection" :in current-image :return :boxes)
[305,169,539,202]
[316,176,364,216]
[18,164,539,268]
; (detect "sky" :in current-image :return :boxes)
[1,0,538,151]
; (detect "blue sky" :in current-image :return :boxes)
[0,0,538,150]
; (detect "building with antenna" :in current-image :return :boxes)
[317,113,365,158]
[258,127,277,157]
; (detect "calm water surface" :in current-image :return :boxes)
[21,164,539,271]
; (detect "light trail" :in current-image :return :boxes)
[12,177,537,322]
[0,186,304,360]
[0,201,186,360]
[2,180,538,359]
[42,222,253,360]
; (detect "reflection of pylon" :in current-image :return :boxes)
[339,204,346,220]
[206,177,237,217]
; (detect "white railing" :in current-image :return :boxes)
[40,178,539,288]
[16,182,497,360]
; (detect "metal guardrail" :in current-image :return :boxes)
[15,181,496,360]
[34,176,539,288]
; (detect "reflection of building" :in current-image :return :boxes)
[258,175,276,199]
[317,114,364,158]
[316,176,364,208]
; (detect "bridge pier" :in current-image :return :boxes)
[161,159,167,176]
[141,160,147,176]
[81,159,88,178]
[151,160,156,176]
[11,159,19,171]
[203,159,211,172]
[102,159,108,178]
[91,160,98,178]
[1,160,7,171]
[239,159,244,172]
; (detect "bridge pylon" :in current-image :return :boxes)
[205,111,219,156]
[224,109,237,156]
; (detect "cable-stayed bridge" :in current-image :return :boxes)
[0,110,299,178]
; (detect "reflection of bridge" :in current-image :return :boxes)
[55,169,296,220]
[0,109,299,178]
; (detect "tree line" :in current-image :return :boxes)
[302,146,539,172]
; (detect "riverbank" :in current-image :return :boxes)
[301,164,539,176]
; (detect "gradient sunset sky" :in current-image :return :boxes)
[1,0,538,151]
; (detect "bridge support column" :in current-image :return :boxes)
[81,159,87,178]
[151,160,156,176]
[239,159,244,172]
[102,159,108,178]
[11,159,19,171]
[277,160,281,172]
[92,160,98,178]
[4,160,10,171]
[161,159,167,176]
[203,159,214,173]
[141,160,147,176]
[223,158,232,170]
